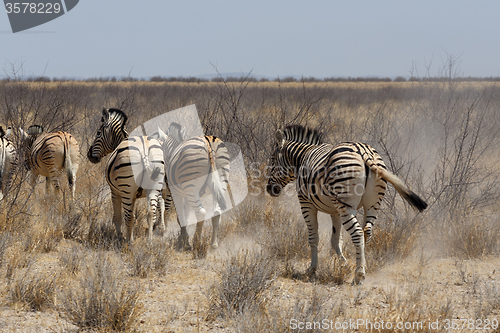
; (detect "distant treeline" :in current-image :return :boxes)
[4,75,500,83]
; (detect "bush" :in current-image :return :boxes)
[207,250,278,319]
[58,253,142,331]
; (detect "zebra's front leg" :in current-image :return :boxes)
[330,214,347,262]
[300,203,319,276]
[338,206,366,284]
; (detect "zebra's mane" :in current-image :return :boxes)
[104,108,128,126]
[27,125,44,136]
[0,126,5,138]
[283,125,323,145]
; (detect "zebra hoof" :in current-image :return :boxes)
[353,267,366,285]
[211,243,218,249]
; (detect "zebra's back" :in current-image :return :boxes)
[166,135,230,195]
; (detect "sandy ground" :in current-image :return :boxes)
[0,237,498,333]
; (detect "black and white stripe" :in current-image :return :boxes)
[20,125,79,199]
[88,108,169,242]
[266,125,427,284]
[0,126,15,201]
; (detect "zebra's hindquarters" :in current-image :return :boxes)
[29,131,80,197]
[0,130,15,201]
[166,135,231,249]
[106,136,165,242]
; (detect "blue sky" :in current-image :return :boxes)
[2,0,500,79]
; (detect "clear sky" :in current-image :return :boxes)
[2,0,500,79]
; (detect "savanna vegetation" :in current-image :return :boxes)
[0,76,499,331]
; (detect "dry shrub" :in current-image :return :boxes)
[207,250,278,320]
[58,252,142,331]
[7,267,58,311]
[58,244,86,275]
[476,282,500,319]
[192,232,210,259]
[86,217,120,250]
[127,238,172,277]
[0,232,13,267]
[3,242,37,280]
[258,202,309,262]
[375,284,453,332]
[314,257,354,285]
[23,219,64,253]
[232,286,344,333]
[446,215,500,259]
[365,215,419,272]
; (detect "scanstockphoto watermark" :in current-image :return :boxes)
[4,0,79,33]
[289,318,499,331]
[128,105,248,228]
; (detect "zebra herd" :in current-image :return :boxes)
[0,109,427,284]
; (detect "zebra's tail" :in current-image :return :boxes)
[377,168,427,212]
[64,136,76,190]
[206,141,227,212]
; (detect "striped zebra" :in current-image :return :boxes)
[20,125,80,199]
[266,125,427,284]
[0,126,15,201]
[87,108,174,242]
[157,128,230,250]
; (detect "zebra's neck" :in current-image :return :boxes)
[282,140,317,170]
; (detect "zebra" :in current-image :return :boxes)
[0,126,15,201]
[20,125,80,199]
[157,127,230,250]
[87,108,174,242]
[266,125,427,284]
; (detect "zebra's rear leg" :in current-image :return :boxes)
[209,214,220,249]
[330,214,347,262]
[123,197,137,243]
[193,220,205,249]
[155,195,166,237]
[146,190,161,242]
[362,207,378,244]
[176,199,192,251]
[338,207,366,285]
[111,193,125,243]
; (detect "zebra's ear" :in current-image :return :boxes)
[5,127,12,137]
[180,126,187,141]
[157,127,167,142]
[0,126,4,138]
[19,127,28,139]
[102,108,109,122]
[275,130,284,142]
[275,130,285,147]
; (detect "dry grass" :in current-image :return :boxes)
[207,250,278,320]
[57,252,142,331]
[7,267,58,311]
